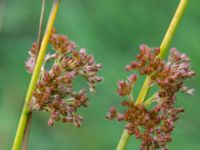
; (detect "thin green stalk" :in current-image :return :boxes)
[143,93,157,107]
[37,0,46,51]
[21,112,32,150]
[12,1,60,150]
[158,0,190,59]
[135,76,151,105]
[116,130,130,150]
[116,0,190,149]
[21,1,46,150]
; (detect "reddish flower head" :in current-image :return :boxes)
[25,28,103,127]
[106,44,195,149]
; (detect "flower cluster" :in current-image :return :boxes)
[126,44,162,76]
[106,44,195,149]
[25,28,103,127]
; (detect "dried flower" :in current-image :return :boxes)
[107,44,195,149]
[117,74,137,96]
[25,42,39,73]
[25,28,103,127]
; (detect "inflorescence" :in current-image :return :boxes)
[106,44,195,150]
[25,28,103,127]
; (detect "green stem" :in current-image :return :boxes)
[143,93,157,107]
[116,130,130,150]
[37,0,46,51]
[12,1,60,150]
[21,112,32,150]
[158,0,190,59]
[135,76,151,105]
[21,1,46,150]
[116,0,190,149]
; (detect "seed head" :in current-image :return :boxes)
[106,44,195,149]
[25,28,103,127]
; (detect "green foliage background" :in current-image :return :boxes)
[0,0,199,149]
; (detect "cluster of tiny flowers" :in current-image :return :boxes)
[25,28,103,127]
[106,44,195,150]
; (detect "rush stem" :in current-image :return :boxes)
[21,0,46,150]
[12,0,60,150]
[116,0,190,149]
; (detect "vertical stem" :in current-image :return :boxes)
[12,1,60,150]
[37,0,46,50]
[135,76,151,105]
[21,1,46,150]
[22,112,32,150]
[116,0,190,149]
[116,130,130,150]
[158,0,190,59]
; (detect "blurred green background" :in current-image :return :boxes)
[0,0,199,149]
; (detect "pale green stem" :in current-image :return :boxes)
[143,93,157,107]
[12,1,60,150]
[158,0,190,59]
[37,0,46,51]
[135,76,151,105]
[22,1,46,150]
[116,130,130,150]
[116,0,190,149]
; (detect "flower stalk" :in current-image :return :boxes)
[37,0,46,51]
[21,1,46,150]
[12,0,60,149]
[116,0,190,149]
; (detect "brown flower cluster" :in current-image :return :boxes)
[106,44,195,150]
[25,28,103,127]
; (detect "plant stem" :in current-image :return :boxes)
[116,130,130,150]
[21,1,46,150]
[158,0,190,59]
[135,76,151,105]
[143,93,157,107]
[21,112,32,150]
[116,0,190,149]
[37,0,46,51]
[12,1,60,150]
